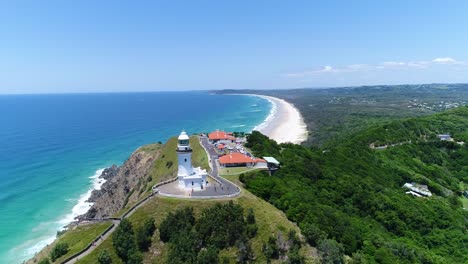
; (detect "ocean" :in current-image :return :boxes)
[0,91,271,263]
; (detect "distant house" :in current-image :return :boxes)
[403,182,432,197]
[437,134,453,141]
[219,152,265,167]
[209,130,236,143]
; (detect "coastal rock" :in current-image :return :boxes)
[79,145,161,219]
[87,165,120,203]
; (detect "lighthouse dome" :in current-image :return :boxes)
[178,131,190,140]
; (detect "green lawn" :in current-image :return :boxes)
[28,221,112,264]
[219,166,260,175]
[114,135,209,217]
[77,175,318,264]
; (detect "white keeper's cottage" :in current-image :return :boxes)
[176,131,207,190]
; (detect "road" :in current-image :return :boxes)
[64,136,239,263]
[199,136,240,193]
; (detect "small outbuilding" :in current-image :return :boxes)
[263,156,280,170]
[403,182,432,197]
[437,134,453,141]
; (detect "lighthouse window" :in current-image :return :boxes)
[184,158,187,162]
[192,181,194,186]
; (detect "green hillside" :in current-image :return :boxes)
[31,135,316,264]
[77,187,317,264]
[242,107,468,263]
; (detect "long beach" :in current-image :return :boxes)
[252,94,308,144]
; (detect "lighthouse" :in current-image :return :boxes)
[176,131,207,190]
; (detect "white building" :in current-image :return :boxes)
[176,131,207,190]
[403,182,432,197]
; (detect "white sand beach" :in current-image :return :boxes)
[251,95,308,144]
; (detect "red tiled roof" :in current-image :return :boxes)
[254,158,266,163]
[209,130,233,140]
[219,152,255,164]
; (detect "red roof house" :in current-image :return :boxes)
[219,152,259,167]
[209,130,235,142]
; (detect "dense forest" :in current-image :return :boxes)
[217,84,468,146]
[242,107,468,263]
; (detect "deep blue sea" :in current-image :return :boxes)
[0,92,271,263]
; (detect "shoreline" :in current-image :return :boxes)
[18,169,107,264]
[249,94,308,144]
[20,93,303,263]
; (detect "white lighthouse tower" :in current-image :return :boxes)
[176,131,207,190]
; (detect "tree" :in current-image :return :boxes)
[127,249,143,264]
[197,246,219,264]
[38,258,50,264]
[246,208,256,224]
[160,207,195,242]
[237,239,254,264]
[196,202,245,248]
[98,250,112,264]
[136,217,156,251]
[112,218,137,261]
[262,236,279,260]
[318,239,344,264]
[50,242,69,261]
[288,248,305,264]
[300,222,326,247]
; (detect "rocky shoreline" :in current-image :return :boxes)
[77,145,160,220]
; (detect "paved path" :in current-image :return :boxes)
[64,193,155,263]
[63,136,241,263]
[66,220,120,264]
[196,136,240,193]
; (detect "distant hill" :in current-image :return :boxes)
[216,83,468,146]
[242,107,468,263]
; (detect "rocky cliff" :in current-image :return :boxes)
[80,144,162,219]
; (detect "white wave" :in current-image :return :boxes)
[252,96,277,133]
[12,168,106,264]
[231,124,246,128]
[57,168,105,226]
[9,234,56,263]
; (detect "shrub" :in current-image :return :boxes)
[50,242,69,261]
[318,239,344,264]
[136,217,156,251]
[196,246,219,264]
[98,250,112,264]
[38,258,50,264]
[112,218,136,261]
[262,236,279,260]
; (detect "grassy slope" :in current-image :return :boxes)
[76,136,317,263]
[77,180,317,264]
[115,135,209,217]
[145,135,209,192]
[27,222,112,264]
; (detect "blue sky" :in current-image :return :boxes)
[1,1,468,94]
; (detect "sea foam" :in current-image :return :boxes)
[252,96,277,133]
[11,168,106,263]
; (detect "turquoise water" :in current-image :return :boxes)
[0,92,271,263]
